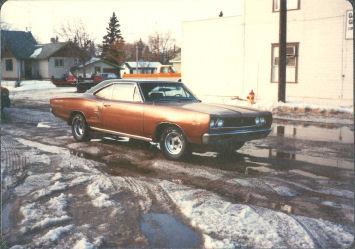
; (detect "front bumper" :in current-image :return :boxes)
[202,127,272,145]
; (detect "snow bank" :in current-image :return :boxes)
[4,80,56,92]
[159,180,353,248]
[200,96,353,114]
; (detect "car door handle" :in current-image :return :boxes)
[104,104,111,107]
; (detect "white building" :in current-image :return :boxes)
[121,61,162,75]
[182,0,353,105]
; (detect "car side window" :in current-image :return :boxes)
[95,84,114,99]
[112,83,142,102]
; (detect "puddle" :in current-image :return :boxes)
[245,147,353,170]
[272,123,353,143]
[2,202,13,230]
[140,213,201,248]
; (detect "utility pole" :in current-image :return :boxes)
[278,0,287,102]
[135,45,138,74]
[347,2,355,248]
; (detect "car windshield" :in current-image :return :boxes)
[139,82,198,102]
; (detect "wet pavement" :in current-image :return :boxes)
[1,87,354,248]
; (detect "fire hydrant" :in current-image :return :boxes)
[247,90,255,104]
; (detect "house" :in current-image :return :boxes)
[121,61,162,75]
[1,30,81,80]
[182,0,353,105]
[169,54,181,73]
[71,57,121,78]
[1,30,37,80]
[30,42,80,80]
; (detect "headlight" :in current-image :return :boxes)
[216,119,224,128]
[260,117,266,124]
[255,117,260,125]
[210,119,215,128]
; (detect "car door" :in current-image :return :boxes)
[91,83,115,128]
[101,82,144,136]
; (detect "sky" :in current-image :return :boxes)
[1,0,243,46]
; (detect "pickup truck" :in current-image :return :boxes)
[122,65,181,82]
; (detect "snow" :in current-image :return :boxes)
[3,80,56,91]
[200,96,353,114]
[159,180,353,248]
[17,138,69,155]
[86,176,115,207]
[14,173,53,196]
[30,47,42,58]
[73,237,95,249]
[20,193,72,233]
[37,122,51,128]
[36,225,73,246]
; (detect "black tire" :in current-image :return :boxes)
[160,127,189,160]
[71,113,91,141]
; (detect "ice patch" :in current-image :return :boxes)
[36,225,73,246]
[153,160,222,181]
[290,169,329,180]
[227,178,254,187]
[263,180,298,197]
[17,138,68,155]
[37,122,51,128]
[14,173,53,196]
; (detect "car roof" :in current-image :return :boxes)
[85,79,182,94]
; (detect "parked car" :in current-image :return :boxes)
[50,80,272,160]
[76,73,119,93]
[1,86,10,113]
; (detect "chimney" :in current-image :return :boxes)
[50,37,56,43]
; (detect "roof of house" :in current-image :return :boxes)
[125,61,162,69]
[1,30,37,59]
[73,57,121,69]
[30,42,69,59]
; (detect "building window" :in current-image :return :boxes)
[271,43,299,83]
[5,59,13,71]
[95,66,101,73]
[55,59,64,67]
[273,0,300,12]
[74,58,79,65]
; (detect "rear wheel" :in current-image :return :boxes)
[71,113,91,141]
[160,127,189,160]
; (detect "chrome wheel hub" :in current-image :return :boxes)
[165,132,183,155]
[73,118,84,137]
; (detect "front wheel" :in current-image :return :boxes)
[160,127,189,160]
[71,113,91,141]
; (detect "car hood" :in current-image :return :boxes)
[161,102,264,116]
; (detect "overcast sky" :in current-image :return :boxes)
[1,0,242,46]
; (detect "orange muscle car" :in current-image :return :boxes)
[50,80,272,160]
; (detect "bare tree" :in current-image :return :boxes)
[56,20,96,78]
[148,31,180,64]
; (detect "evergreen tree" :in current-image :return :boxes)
[101,12,125,77]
